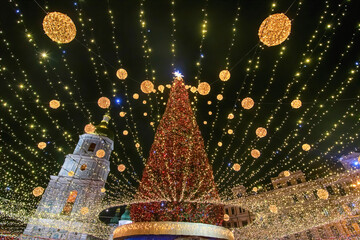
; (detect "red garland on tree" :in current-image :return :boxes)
[130,76,223,226]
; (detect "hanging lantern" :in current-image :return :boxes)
[101,188,106,193]
[118,164,126,172]
[37,142,47,150]
[119,111,126,117]
[291,99,302,109]
[317,189,329,200]
[217,94,223,101]
[269,205,278,213]
[135,143,140,148]
[256,127,267,138]
[228,113,234,119]
[33,187,44,197]
[224,214,230,222]
[258,13,291,47]
[207,101,212,105]
[123,130,128,135]
[158,85,165,93]
[197,82,211,95]
[251,149,261,158]
[252,187,258,192]
[49,100,60,109]
[283,171,290,177]
[242,97,254,109]
[141,80,154,94]
[143,112,148,116]
[218,142,223,147]
[80,207,89,215]
[133,93,139,99]
[208,111,212,115]
[203,121,207,125]
[233,163,241,171]
[42,12,76,44]
[98,97,110,109]
[68,171,75,177]
[84,124,96,134]
[219,70,231,81]
[227,129,233,135]
[190,86,197,93]
[96,149,106,158]
[116,68,128,80]
[302,143,311,151]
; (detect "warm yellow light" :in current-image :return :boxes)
[197,82,211,95]
[117,164,126,172]
[233,163,241,171]
[96,149,106,158]
[84,124,95,134]
[256,127,267,138]
[219,70,231,81]
[242,97,254,109]
[49,100,60,109]
[258,13,291,47]
[251,149,261,158]
[116,68,128,80]
[43,12,76,43]
[37,142,47,150]
[141,80,154,94]
[98,97,111,109]
[32,187,44,197]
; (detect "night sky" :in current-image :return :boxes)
[1,0,360,222]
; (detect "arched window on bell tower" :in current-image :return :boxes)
[88,143,96,152]
[61,191,78,216]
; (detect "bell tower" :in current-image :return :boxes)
[23,114,114,240]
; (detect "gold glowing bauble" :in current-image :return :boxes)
[269,205,278,213]
[217,94,223,101]
[207,101,212,105]
[218,142,223,147]
[80,207,89,215]
[166,84,171,89]
[119,111,126,117]
[49,100,60,109]
[135,143,140,148]
[96,149,106,158]
[133,93,139,99]
[98,97,111,109]
[190,86,197,93]
[228,113,234,119]
[123,130,128,135]
[118,164,126,172]
[242,97,254,109]
[37,142,47,150]
[33,187,44,197]
[143,112,148,116]
[84,123,96,134]
[258,13,291,47]
[101,188,106,193]
[224,214,230,222]
[233,163,241,172]
[291,99,302,109]
[141,80,154,94]
[116,68,128,80]
[203,121,207,125]
[227,129,233,135]
[302,143,311,151]
[256,127,267,138]
[317,189,329,200]
[68,171,75,177]
[208,111,212,115]
[142,100,147,104]
[252,187,258,192]
[219,70,231,81]
[42,12,76,44]
[283,170,291,177]
[251,149,261,159]
[197,82,211,95]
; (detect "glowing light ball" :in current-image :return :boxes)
[43,12,76,44]
[49,100,60,109]
[135,143,140,148]
[228,129,233,135]
[242,97,254,109]
[251,149,261,159]
[33,187,44,197]
[283,171,291,177]
[190,86,197,93]
[101,188,106,193]
[207,101,212,105]
[302,143,311,151]
[118,164,126,172]
[98,97,110,109]
[217,94,223,101]
[291,99,302,109]
[84,123,95,134]
[228,113,234,119]
[143,112,148,116]
[269,205,278,213]
[256,127,267,138]
[116,68,128,80]
[37,142,47,150]
[252,187,258,192]
[317,189,329,200]
[68,171,74,177]
[219,70,231,81]
[133,93,139,99]
[141,80,154,94]
[96,149,105,158]
[123,130,128,135]
[203,121,207,125]
[158,85,165,93]
[166,84,171,89]
[218,142,223,147]
[233,163,241,171]
[80,207,89,215]
[258,13,291,47]
[119,111,126,117]
[197,82,211,95]
[224,214,230,222]
[208,111,212,115]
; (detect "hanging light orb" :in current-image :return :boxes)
[158,85,165,93]
[219,70,231,81]
[118,164,126,172]
[101,188,106,193]
[224,214,230,222]
[228,113,234,119]
[37,142,47,150]
[207,101,212,105]
[283,170,291,177]
[42,12,76,44]
[317,189,329,200]
[80,207,89,215]
[218,142,223,147]
[166,84,171,89]
[251,149,261,159]
[123,130,128,135]
[197,82,211,95]
[242,97,254,109]
[190,86,197,93]
[291,99,302,109]
[84,123,96,134]
[252,187,258,192]
[119,111,126,117]
[143,112,148,116]
[133,93,139,99]
[269,205,278,213]
[302,143,311,151]
[140,80,154,94]
[96,149,106,158]
[258,13,291,47]
[217,94,223,101]
[49,100,60,109]
[227,129,233,135]
[68,171,75,177]
[233,163,241,171]
[203,121,207,125]
[33,187,44,197]
[135,143,140,148]
[256,127,267,138]
[98,97,111,109]
[116,68,128,80]
[208,111,212,115]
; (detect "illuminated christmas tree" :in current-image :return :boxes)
[130,76,223,225]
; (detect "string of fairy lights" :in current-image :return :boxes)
[1,0,360,237]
